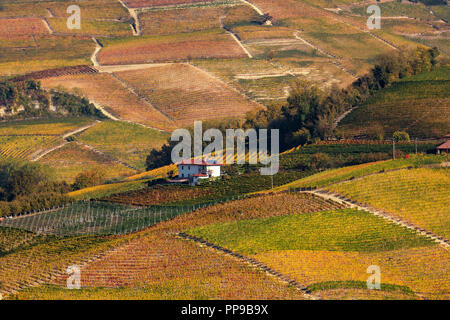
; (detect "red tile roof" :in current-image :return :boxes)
[178,160,223,166]
[192,173,209,177]
[437,141,450,150]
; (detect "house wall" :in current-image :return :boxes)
[207,165,221,177]
[178,165,204,178]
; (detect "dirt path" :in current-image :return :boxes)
[62,120,101,139]
[29,120,101,161]
[29,141,68,162]
[42,18,54,35]
[91,100,120,121]
[239,0,264,15]
[306,190,450,250]
[95,63,172,73]
[117,0,141,36]
[333,107,356,128]
[91,37,102,67]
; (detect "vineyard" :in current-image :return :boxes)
[76,120,169,170]
[0,201,196,236]
[114,63,260,125]
[339,67,450,139]
[97,29,248,64]
[47,18,132,37]
[38,142,138,183]
[187,208,435,254]
[40,73,176,131]
[0,227,44,255]
[0,135,62,160]
[10,231,305,300]
[0,0,448,302]
[273,155,446,191]
[0,18,50,37]
[185,204,449,299]
[0,35,95,76]
[0,232,129,296]
[102,170,309,205]
[0,117,95,136]
[124,0,220,8]
[326,168,450,240]
[139,4,258,35]
[68,179,153,201]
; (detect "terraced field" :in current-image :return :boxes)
[97,29,248,64]
[114,63,261,125]
[39,142,138,183]
[40,73,176,131]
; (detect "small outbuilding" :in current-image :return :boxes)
[437,140,450,154]
[437,134,450,154]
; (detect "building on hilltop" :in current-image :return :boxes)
[176,160,223,185]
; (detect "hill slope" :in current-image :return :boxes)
[338,66,450,139]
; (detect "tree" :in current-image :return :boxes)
[393,131,410,142]
[0,160,52,201]
[72,169,105,190]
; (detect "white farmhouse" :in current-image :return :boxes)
[177,160,222,184]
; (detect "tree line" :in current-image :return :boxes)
[0,160,109,217]
[0,80,104,120]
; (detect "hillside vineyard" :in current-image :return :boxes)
[0,0,449,305]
